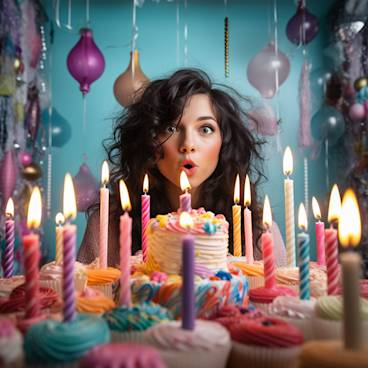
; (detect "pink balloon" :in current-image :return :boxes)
[248,103,278,136]
[247,42,290,99]
[0,151,17,210]
[19,151,32,166]
[73,163,99,212]
[349,103,365,122]
[67,28,105,95]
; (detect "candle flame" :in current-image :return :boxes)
[27,187,42,229]
[262,195,272,228]
[338,189,361,247]
[312,197,321,221]
[244,175,251,206]
[327,184,341,223]
[101,160,109,185]
[63,173,77,221]
[119,179,132,211]
[298,203,308,231]
[55,212,65,226]
[283,146,293,176]
[179,211,193,230]
[180,171,191,192]
[233,174,240,204]
[5,198,14,217]
[143,174,149,193]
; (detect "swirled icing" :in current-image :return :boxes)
[76,287,116,314]
[24,314,110,363]
[0,318,23,365]
[144,320,230,352]
[103,302,172,332]
[249,286,297,304]
[86,267,121,285]
[0,276,25,297]
[270,296,316,319]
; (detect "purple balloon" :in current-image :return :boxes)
[67,28,105,95]
[73,163,99,212]
[247,42,290,99]
[19,151,32,166]
[0,151,17,210]
[286,2,319,45]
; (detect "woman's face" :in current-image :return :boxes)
[156,93,222,190]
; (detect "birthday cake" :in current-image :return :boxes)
[129,208,249,318]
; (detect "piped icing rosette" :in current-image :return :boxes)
[229,260,265,290]
[146,208,229,274]
[144,320,231,368]
[24,314,110,364]
[0,276,25,298]
[76,287,116,314]
[0,318,23,367]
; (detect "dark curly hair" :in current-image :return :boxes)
[104,68,265,258]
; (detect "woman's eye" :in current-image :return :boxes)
[166,126,177,134]
[201,125,214,135]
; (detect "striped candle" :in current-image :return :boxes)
[325,226,339,295]
[298,203,310,300]
[63,224,76,322]
[233,174,242,257]
[141,174,150,262]
[4,220,14,278]
[55,212,64,265]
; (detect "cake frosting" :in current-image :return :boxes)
[0,318,23,367]
[24,314,110,364]
[249,286,297,305]
[76,287,116,314]
[146,208,229,274]
[270,296,316,319]
[0,276,25,298]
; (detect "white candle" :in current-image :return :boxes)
[243,175,253,263]
[283,146,296,267]
[99,161,109,268]
[179,171,191,212]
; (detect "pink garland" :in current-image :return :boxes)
[299,61,313,148]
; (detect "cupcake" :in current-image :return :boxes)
[144,320,231,368]
[227,316,304,368]
[103,301,173,343]
[313,295,368,341]
[0,318,23,367]
[24,314,110,366]
[0,275,25,298]
[76,287,116,314]
[230,260,265,290]
[269,296,316,340]
[79,342,166,368]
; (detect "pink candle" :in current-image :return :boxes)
[262,196,276,289]
[119,179,132,307]
[179,171,191,212]
[244,175,253,263]
[141,174,150,262]
[4,198,15,278]
[312,197,325,266]
[99,161,109,268]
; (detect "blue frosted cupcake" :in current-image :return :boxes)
[24,314,110,367]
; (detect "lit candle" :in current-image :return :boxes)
[141,174,150,262]
[180,211,195,330]
[99,160,109,268]
[338,189,362,350]
[3,198,15,278]
[23,187,42,319]
[243,175,253,264]
[283,147,296,267]
[312,197,325,266]
[179,171,191,212]
[325,184,341,295]
[63,173,77,322]
[119,179,132,307]
[55,212,65,265]
[298,203,310,300]
[262,196,276,289]
[233,174,242,257]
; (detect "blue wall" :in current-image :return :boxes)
[41,0,334,260]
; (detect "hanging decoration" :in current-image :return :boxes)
[42,108,72,148]
[286,0,319,45]
[0,150,17,210]
[224,16,229,78]
[24,85,41,143]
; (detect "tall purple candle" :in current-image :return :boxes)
[4,198,15,278]
[180,212,195,330]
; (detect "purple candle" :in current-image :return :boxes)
[179,171,191,212]
[180,212,195,330]
[3,198,15,278]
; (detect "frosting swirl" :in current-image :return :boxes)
[76,287,116,314]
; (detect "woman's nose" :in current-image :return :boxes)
[179,131,196,153]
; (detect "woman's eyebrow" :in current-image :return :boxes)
[197,116,217,122]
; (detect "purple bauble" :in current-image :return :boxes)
[286,1,319,45]
[67,28,105,95]
[19,151,32,166]
[349,103,365,122]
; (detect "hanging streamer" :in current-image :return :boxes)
[131,0,139,78]
[176,0,180,67]
[224,17,229,78]
[325,139,329,191]
[86,0,90,27]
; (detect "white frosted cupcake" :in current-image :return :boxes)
[0,318,23,367]
[144,320,231,368]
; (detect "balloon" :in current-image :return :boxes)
[311,105,346,146]
[19,151,32,166]
[286,1,319,45]
[0,151,17,210]
[349,103,365,122]
[73,163,99,212]
[21,162,42,181]
[42,108,72,147]
[246,42,290,99]
[113,50,149,107]
[247,102,278,136]
[309,67,333,115]
[67,28,105,95]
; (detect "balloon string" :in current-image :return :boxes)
[86,0,90,27]
[176,0,180,67]
[184,0,188,67]
[131,0,138,78]
[304,157,309,216]
[66,0,72,30]
[325,139,330,191]
[82,95,87,134]
[54,0,61,28]
[46,154,52,217]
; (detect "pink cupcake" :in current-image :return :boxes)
[227,316,304,368]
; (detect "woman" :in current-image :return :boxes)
[78,68,286,266]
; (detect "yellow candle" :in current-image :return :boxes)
[55,212,65,264]
[99,161,109,268]
[232,174,241,257]
[283,146,295,267]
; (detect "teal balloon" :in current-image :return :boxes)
[311,105,345,146]
[42,108,72,147]
[310,67,333,115]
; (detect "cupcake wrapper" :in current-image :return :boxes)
[110,330,147,344]
[89,284,113,299]
[228,341,301,368]
[74,277,87,293]
[312,318,341,340]
[278,317,314,341]
[247,276,264,290]
[250,302,273,315]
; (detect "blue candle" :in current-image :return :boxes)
[298,203,310,300]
